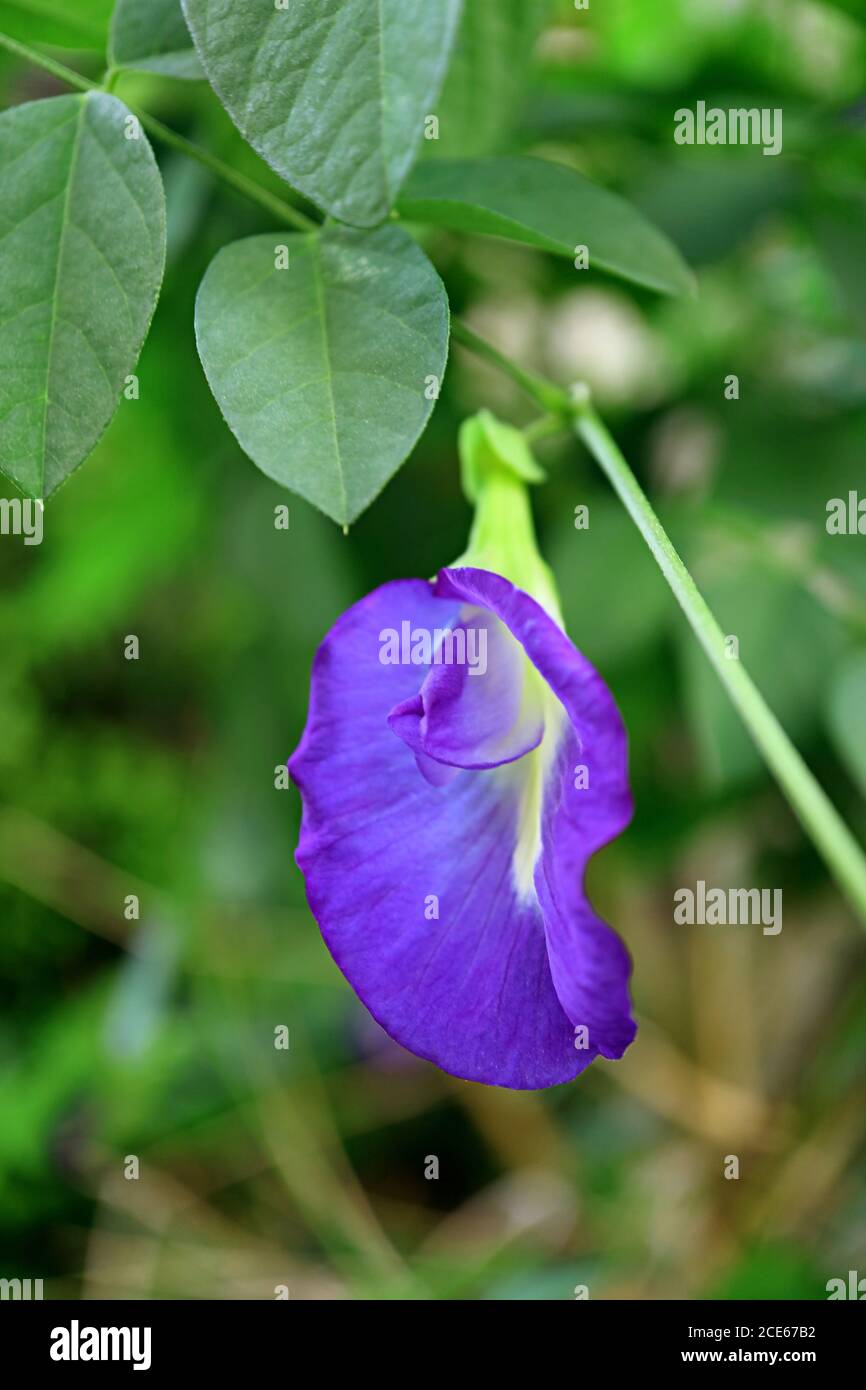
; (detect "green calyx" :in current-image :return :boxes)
[453,411,563,626]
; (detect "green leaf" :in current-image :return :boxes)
[194,224,449,526]
[181,0,462,228]
[431,0,552,158]
[827,652,866,799]
[397,157,696,298]
[109,0,203,80]
[0,0,113,49]
[0,93,166,499]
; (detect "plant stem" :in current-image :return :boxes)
[0,29,95,91]
[572,399,866,927]
[136,109,317,230]
[523,412,568,444]
[451,320,572,416]
[0,30,316,232]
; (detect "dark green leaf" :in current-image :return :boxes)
[109,0,203,79]
[0,93,166,498]
[181,0,462,227]
[194,225,449,526]
[398,157,696,297]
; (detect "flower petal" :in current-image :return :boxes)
[387,607,544,776]
[435,569,637,1059]
[290,568,636,1088]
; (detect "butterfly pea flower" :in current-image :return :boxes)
[290,411,636,1089]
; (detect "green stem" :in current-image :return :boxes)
[137,109,316,231]
[451,320,572,416]
[0,30,316,232]
[572,399,866,927]
[523,411,567,445]
[0,29,94,90]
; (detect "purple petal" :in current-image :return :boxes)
[388,608,544,778]
[436,569,637,1060]
[290,567,636,1089]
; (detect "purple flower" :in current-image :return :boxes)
[290,413,636,1089]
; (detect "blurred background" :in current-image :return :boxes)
[1,0,865,1300]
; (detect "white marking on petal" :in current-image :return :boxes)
[506,665,566,902]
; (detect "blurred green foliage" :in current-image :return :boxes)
[0,0,864,1300]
